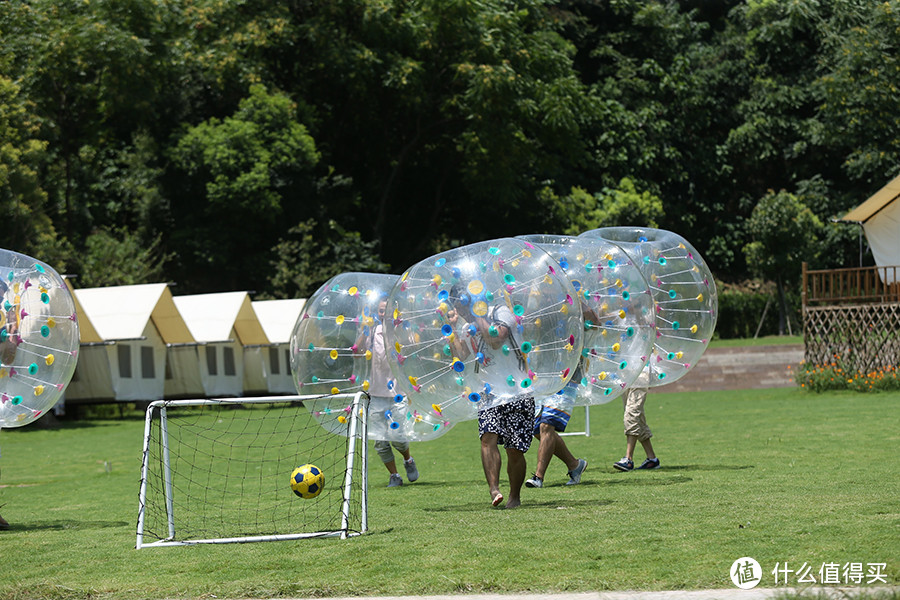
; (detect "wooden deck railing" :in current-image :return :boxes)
[802,262,900,307]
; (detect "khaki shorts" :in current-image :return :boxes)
[623,369,652,441]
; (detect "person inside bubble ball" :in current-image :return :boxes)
[525,302,602,489]
[0,442,7,529]
[525,379,588,489]
[448,285,534,509]
[0,441,7,529]
[0,280,17,367]
[612,365,660,471]
[355,298,419,488]
[0,280,12,530]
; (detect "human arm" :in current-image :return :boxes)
[446,309,471,359]
[475,316,510,349]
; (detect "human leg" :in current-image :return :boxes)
[616,376,649,471]
[501,395,535,506]
[480,432,503,505]
[530,404,576,482]
[375,439,402,486]
[505,448,526,509]
[628,379,658,467]
[393,441,411,462]
[636,437,660,469]
[375,440,397,473]
[532,424,554,480]
[0,466,6,529]
[626,435,638,461]
[393,441,419,482]
[549,428,578,470]
[480,395,534,506]
[639,437,656,460]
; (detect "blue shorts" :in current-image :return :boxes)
[533,406,571,436]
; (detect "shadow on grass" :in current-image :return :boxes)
[5,519,129,531]
[657,464,755,471]
[381,480,448,488]
[423,498,614,512]
[515,499,615,510]
[600,474,694,486]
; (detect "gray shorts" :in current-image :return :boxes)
[374,439,409,463]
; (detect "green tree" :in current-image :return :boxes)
[254,0,602,265]
[549,177,664,235]
[1,1,165,239]
[1,0,191,282]
[743,189,822,334]
[170,84,321,291]
[562,0,752,271]
[78,226,170,288]
[0,75,70,266]
[815,0,900,185]
[268,219,390,299]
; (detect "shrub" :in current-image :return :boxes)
[794,357,900,393]
[715,281,801,339]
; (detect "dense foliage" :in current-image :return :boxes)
[1,0,897,304]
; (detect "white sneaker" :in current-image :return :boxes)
[525,475,543,488]
[566,458,588,485]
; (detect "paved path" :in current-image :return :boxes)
[655,344,805,393]
[314,589,891,600]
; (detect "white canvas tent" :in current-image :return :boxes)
[66,284,194,402]
[173,292,268,398]
[60,277,107,406]
[840,173,900,283]
[248,298,306,394]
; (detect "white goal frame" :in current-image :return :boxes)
[559,405,591,437]
[136,393,368,548]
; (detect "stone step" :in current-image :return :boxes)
[654,344,804,393]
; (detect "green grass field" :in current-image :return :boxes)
[0,387,897,600]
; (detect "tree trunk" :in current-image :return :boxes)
[776,275,788,335]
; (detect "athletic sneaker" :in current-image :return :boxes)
[566,458,588,485]
[404,458,419,482]
[638,457,661,470]
[387,473,403,487]
[613,457,634,472]
[525,475,543,488]
[0,513,9,530]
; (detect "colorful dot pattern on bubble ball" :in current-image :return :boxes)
[0,249,80,428]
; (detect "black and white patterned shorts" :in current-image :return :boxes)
[478,394,535,452]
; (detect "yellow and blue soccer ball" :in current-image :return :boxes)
[290,463,324,499]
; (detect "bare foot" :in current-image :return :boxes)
[491,492,504,507]
[505,498,521,509]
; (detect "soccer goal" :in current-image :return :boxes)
[559,405,591,437]
[136,393,368,548]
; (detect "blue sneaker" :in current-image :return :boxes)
[404,458,419,482]
[613,457,634,472]
[566,458,588,485]
[638,457,660,470]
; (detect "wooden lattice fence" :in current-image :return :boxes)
[802,262,900,374]
[804,304,900,374]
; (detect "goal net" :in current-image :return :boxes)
[136,393,368,548]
